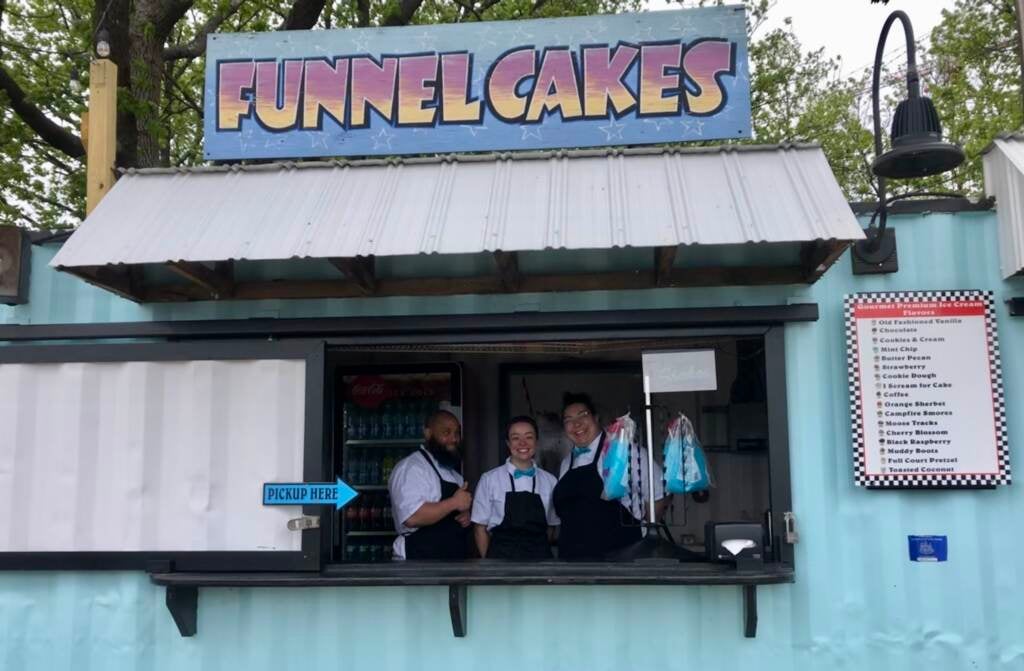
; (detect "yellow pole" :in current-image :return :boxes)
[85,59,117,216]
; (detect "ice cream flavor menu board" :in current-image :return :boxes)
[845,291,1010,488]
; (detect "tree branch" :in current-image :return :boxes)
[353,0,370,27]
[381,0,423,26]
[279,0,326,30]
[0,65,84,158]
[164,0,244,60]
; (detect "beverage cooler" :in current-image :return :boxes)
[334,363,462,563]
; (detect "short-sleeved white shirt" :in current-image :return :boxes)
[558,432,666,521]
[388,447,464,560]
[471,459,560,531]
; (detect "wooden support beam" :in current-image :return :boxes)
[165,260,234,299]
[654,246,678,287]
[328,256,377,295]
[63,265,144,303]
[85,59,118,216]
[493,251,521,292]
[800,240,850,283]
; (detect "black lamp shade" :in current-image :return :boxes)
[872,96,965,179]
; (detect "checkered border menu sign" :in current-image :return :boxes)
[845,290,1010,488]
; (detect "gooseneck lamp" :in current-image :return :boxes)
[851,10,965,274]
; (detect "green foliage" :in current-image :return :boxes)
[0,0,1020,229]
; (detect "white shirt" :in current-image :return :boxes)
[388,447,464,560]
[558,432,666,521]
[471,459,560,531]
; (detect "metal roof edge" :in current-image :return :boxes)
[117,142,824,177]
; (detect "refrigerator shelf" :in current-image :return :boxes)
[346,530,398,537]
[354,485,388,491]
[345,438,423,446]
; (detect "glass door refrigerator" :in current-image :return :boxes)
[334,363,462,563]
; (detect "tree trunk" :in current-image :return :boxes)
[93,0,138,168]
[129,1,170,167]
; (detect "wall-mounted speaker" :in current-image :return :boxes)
[0,226,30,305]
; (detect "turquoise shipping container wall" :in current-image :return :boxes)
[2,209,1023,670]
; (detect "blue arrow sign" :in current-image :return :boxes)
[263,478,359,510]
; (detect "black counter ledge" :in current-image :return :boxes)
[150,561,793,639]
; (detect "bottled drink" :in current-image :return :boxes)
[384,500,393,530]
[348,448,361,485]
[382,449,395,482]
[346,502,359,531]
[382,403,394,440]
[371,495,383,530]
[362,501,374,532]
[368,452,380,485]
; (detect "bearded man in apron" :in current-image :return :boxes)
[388,410,472,560]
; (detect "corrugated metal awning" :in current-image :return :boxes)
[983,136,1024,278]
[51,144,863,302]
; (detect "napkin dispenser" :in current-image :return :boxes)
[705,522,764,572]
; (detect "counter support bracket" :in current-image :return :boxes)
[166,585,198,637]
[743,585,757,638]
[449,584,467,637]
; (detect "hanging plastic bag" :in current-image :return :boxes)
[600,413,635,500]
[664,413,711,494]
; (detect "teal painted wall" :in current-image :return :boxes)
[2,210,1024,670]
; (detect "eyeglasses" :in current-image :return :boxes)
[562,410,591,426]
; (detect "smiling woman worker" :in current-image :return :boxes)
[553,392,669,560]
[471,416,559,560]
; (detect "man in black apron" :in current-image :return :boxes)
[387,410,472,560]
[471,416,559,560]
[553,393,665,560]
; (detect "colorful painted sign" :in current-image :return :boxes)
[845,291,1009,489]
[203,7,750,160]
[263,478,359,509]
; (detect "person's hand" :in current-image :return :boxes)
[450,483,472,512]
[455,511,471,527]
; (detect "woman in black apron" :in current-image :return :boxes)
[472,416,558,560]
[552,394,642,560]
[404,447,471,560]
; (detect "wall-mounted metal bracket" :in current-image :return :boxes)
[743,585,757,638]
[1008,297,1023,317]
[449,584,467,637]
[166,586,198,637]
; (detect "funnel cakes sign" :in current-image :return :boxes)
[203,6,750,160]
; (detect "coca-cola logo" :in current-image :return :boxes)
[350,376,394,409]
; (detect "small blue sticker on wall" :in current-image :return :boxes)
[908,535,948,562]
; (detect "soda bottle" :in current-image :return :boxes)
[362,501,374,532]
[382,402,394,440]
[346,502,359,531]
[384,500,393,530]
[371,495,383,530]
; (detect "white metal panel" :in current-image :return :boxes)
[983,137,1024,278]
[0,359,305,552]
[49,144,863,269]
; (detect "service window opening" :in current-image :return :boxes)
[326,335,776,565]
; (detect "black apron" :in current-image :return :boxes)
[404,448,469,561]
[486,472,553,560]
[552,432,642,560]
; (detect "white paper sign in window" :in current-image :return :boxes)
[641,350,718,393]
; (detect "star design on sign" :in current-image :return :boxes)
[509,24,534,43]
[520,125,543,141]
[352,34,371,52]
[598,118,627,141]
[643,119,674,132]
[629,25,655,43]
[670,15,694,35]
[415,31,438,50]
[692,119,705,136]
[264,137,281,148]
[734,62,749,85]
[678,119,692,134]
[310,133,330,150]
[372,127,396,150]
[476,27,498,51]
[462,125,488,137]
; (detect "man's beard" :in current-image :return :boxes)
[425,438,462,472]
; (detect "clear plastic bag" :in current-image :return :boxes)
[600,413,635,500]
[663,413,711,494]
